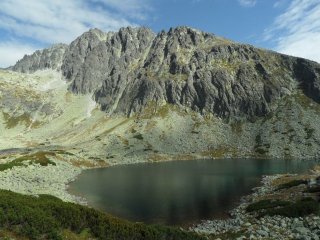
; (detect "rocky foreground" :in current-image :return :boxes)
[0,161,81,203]
[0,151,84,203]
[191,171,320,240]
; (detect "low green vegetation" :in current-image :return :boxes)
[305,186,320,193]
[213,230,246,239]
[265,198,319,217]
[246,199,291,212]
[0,190,205,240]
[2,112,41,129]
[304,126,315,140]
[53,150,75,156]
[255,147,268,155]
[230,121,243,134]
[294,91,320,112]
[133,133,144,140]
[0,152,56,171]
[3,112,32,128]
[276,179,308,190]
[254,133,270,156]
[139,101,170,119]
[210,58,241,72]
[0,160,24,171]
[246,198,319,218]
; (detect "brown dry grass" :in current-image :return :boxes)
[271,175,309,187]
[69,159,96,168]
[100,118,131,136]
[116,135,129,145]
[145,120,157,131]
[148,154,171,162]
[69,159,109,168]
[201,146,238,158]
[312,165,320,173]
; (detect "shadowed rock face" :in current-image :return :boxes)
[11,26,320,120]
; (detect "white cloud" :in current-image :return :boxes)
[273,0,288,8]
[94,0,152,20]
[0,0,152,67]
[0,41,37,67]
[0,0,136,44]
[238,0,257,7]
[265,0,320,63]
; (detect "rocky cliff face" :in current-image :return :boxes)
[11,26,320,120]
[11,44,67,73]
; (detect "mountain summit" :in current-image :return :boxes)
[12,26,320,120]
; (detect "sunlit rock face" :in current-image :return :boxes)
[11,44,68,73]
[11,26,320,120]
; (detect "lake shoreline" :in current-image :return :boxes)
[190,167,320,239]
[68,158,318,226]
[0,154,319,239]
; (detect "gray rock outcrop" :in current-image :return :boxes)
[11,43,68,73]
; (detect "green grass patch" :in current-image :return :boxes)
[210,58,241,72]
[213,230,246,239]
[0,190,205,240]
[230,121,243,134]
[305,126,315,140]
[0,161,25,171]
[2,112,41,129]
[133,133,144,140]
[0,152,56,171]
[305,186,320,193]
[53,150,75,156]
[246,198,319,218]
[255,147,268,155]
[3,112,32,129]
[246,199,291,212]
[264,198,319,218]
[254,134,269,155]
[277,179,308,190]
[294,91,320,112]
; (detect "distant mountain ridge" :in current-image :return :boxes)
[11,26,320,120]
[11,43,67,73]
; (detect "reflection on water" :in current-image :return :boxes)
[69,158,317,225]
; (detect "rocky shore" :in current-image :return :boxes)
[190,174,320,240]
[0,159,83,203]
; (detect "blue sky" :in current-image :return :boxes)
[0,0,319,67]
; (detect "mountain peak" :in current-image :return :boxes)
[169,26,206,35]
[10,26,320,120]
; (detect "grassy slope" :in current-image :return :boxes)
[2,69,320,164]
[0,190,206,240]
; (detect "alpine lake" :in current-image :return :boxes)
[69,158,318,226]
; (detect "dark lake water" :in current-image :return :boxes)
[69,158,318,225]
